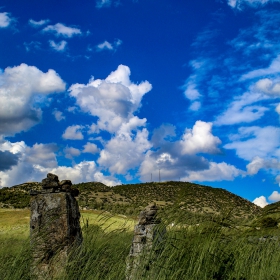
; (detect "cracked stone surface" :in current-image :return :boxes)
[30,174,82,279]
[126,203,166,280]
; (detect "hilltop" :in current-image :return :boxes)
[0,180,265,224]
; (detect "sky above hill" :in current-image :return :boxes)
[0,0,280,207]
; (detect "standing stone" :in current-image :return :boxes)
[126,202,166,280]
[30,173,82,279]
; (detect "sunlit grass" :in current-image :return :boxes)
[1,209,280,279]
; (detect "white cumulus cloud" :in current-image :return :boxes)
[62,125,84,140]
[182,162,244,182]
[183,77,201,101]
[253,196,268,208]
[268,191,280,202]
[247,156,280,175]
[0,140,119,187]
[254,78,280,96]
[0,141,58,187]
[0,63,65,137]
[69,64,152,133]
[64,146,81,159]
[49,161,119,186]
[43,23,82,37]
[181,121,221,155]
[52,109,65,121]
[0,12,13,28]
[139,121,240,183]
[82,142,99,154]
[98,128,151,174]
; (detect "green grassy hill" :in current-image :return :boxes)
[2,181,280,279]
[0,181,263,223]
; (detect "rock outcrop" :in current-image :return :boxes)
[30,173,82,279]
[126,202,166,280]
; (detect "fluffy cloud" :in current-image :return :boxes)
[49,40,67,52]
[68,65,153,179]
[189,101,201,111]
[0,12,13,28]
[96,39,122,52]
[254,78,280,96]
[180,121,221,155]
[182,162,244,182]
[227,0,280,9]
[43,23,82,37]
[225,126,280,161]
[183,77,201,101]
[83,142,99,154]
[64,146,81,159]
[49,161,120,186]
[52,109,65,121]
[29,19,50,27]
[0,140,119,187]
[268,191,280,202]
[139,150,209,182]
[0,141,58,187]
[253,196,268,208]
[98,128,151,174]
[62,125,84,140]
[24,143,58,168]
[69,64,152,133]
[247,156,280,175]
[139,121,237,183]
[0,63,65,137]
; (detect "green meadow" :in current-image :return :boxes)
[1,208,280,279]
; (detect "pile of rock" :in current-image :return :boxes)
[30,173,82,279]
[126,202,165,280]
[138,202,160,225]
[30,173,79,196]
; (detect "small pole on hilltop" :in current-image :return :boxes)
[151,173,152,182]
[159,169,161,182]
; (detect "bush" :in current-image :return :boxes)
[260,217,278,228]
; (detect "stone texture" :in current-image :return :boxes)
[30,173,82,279]
[126,203,166,280]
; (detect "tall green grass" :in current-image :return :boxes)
[1,214,280,279]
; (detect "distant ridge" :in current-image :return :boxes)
[0,181,262,223]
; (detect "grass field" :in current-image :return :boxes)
[1,209,280,279]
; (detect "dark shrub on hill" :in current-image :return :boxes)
[260,217,278,228]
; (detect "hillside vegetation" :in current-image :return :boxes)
[0,180,269,224]
[2,181,280,279]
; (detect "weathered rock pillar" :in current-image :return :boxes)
[126,202,166,280]
[30,173,82,279]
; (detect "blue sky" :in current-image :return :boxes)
[0,0,280,207]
